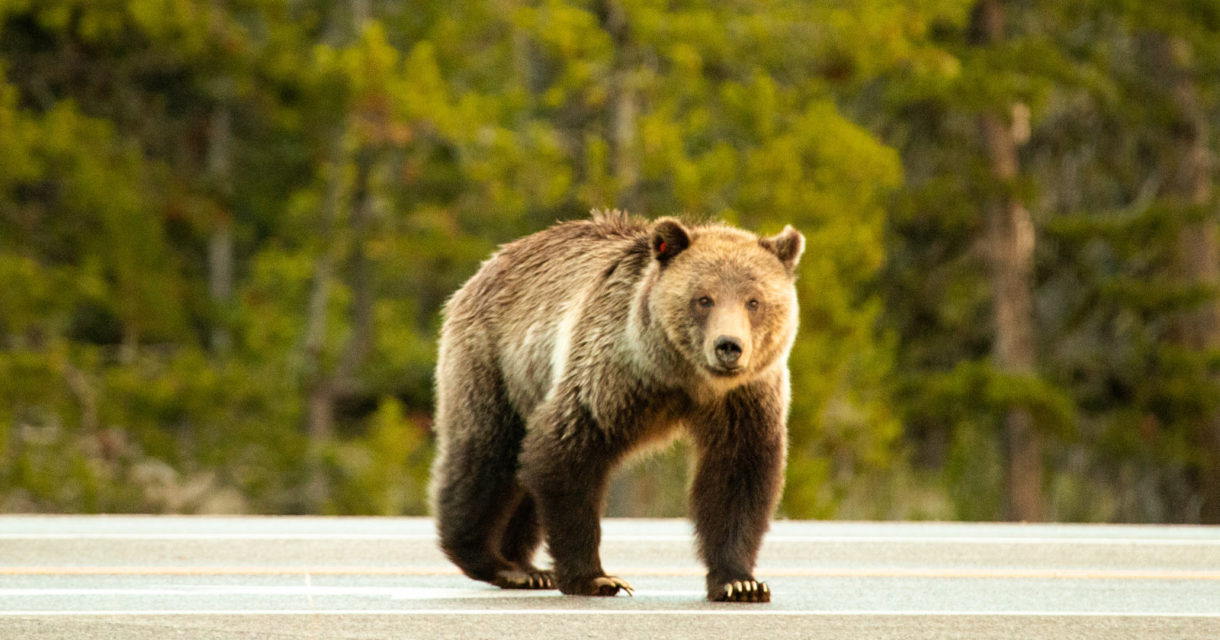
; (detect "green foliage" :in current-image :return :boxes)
[876,0,1220,522]
[3,0,1220,523]
[324,397,432,516]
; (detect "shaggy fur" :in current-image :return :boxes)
[429,210,803,602]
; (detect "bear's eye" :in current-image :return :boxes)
[697,296,714,308]
[747,299,761,311]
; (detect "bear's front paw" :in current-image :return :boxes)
[494,568,555,590]
[561,575,634,597]
[711,579,770,603]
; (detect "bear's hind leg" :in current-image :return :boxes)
[433,434,521,585]
[431,314,559,591]
[483,489,554,590]
[432,359,542,588]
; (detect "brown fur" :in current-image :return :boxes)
[429,210,804,601]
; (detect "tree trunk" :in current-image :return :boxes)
[604,0,640,210]
[207,219,233,353]
[301,134,381,510]
[302,141,342,510]
[352,0,370,30]
[1157,35,1220,523]
[303,135,345,436]
[335,148,377,388]
[973,0,1043,521]
[301,1,383,510]
[207,3,234,355]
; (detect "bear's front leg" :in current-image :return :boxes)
[689,393,787,603]
[518,417,633,597]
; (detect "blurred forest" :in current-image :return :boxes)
[1,0,1219,523]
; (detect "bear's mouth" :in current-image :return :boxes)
[704,363,744,377]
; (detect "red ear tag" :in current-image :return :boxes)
[659,241,667,254]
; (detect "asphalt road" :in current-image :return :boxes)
[1,516,1218,639]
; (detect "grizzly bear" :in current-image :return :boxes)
[429,210,803,602]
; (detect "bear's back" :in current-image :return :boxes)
[446,211,646,321]
[441,211,650,415]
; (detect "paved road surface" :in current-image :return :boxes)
[1,516,1218,638]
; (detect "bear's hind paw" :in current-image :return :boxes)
[494,568,556,590]
[711,579,770,603]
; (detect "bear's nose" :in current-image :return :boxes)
[713,336,743,367]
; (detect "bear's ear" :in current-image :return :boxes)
[651,217,691,265]
[761,225,805,273]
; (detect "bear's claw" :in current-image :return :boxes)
[591,576,634,597]
[562,575,633,597]
[494,568,556,590]
[713,579,770,603]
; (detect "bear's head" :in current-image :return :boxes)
[646,217,804,390]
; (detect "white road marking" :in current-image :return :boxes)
[0,533,439,541]
[0,533,1216,545]
[3,519,1217,628]
[1,609,1218,618]
[0,586,588,598]
[2,566,1218,579]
